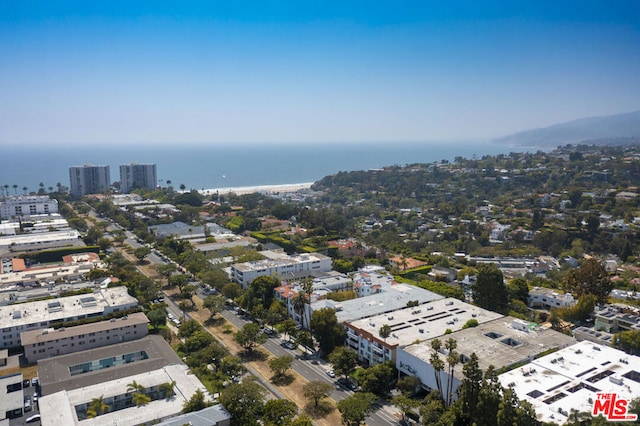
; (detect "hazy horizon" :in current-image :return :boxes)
[1,1,639,147]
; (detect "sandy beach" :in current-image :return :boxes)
[197,182,314,196]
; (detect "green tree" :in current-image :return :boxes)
[269,355,294,379]
[430,338,445,401]
[86,395,110,418]
[147,308,167,329]
[397,375,420,396]
[444,338,459,407]
[508,278,530,304]
[199,268,230,291]
[262,399,297,426]
[156,263,177,282]
[203,294,225,322]
[158,380,176,399]
[329,347,359,380]
[358,362,395,397]
[134,246,152,262]
[219,355,247,379]
[219,378,266,426]
[291,414,314,426]
[336,392,376,426]
[310,307,344,355]
[303,380,334,408]
[473,263,508,312]
[132,391,151,407]
[613,330,640,355]
[562,258,612,304]
[178,319,201,338]
[379,324,391,343]
[391,394,419,424]
[235,322,267,353]
[169,273,189,292]
[458,352,482,423]
[249,275,281,309]
[182,389,212,413]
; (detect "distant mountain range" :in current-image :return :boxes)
[493,110,640,147]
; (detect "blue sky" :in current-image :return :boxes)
[1,1,639,146]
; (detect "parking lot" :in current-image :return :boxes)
[9,377,41,426]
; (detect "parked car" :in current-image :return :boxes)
[31,377,39,386]
[23,379,30,388]
[25,414,41,424]
[24,395,32,412]
[326,370,336,378]
[280,340,296,350]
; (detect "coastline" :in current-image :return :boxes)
[197,182,315,196]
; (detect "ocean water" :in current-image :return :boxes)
[1,141,532,194]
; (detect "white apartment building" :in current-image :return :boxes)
[40,364,215,426]
[0,287,138,349]
[21,312,149,363]
[0,230,83,255]
[0,372,24,420]
[230,251,333,288]
[344,298,503,366]
[69,164,111,198]
[119,163,157,193]
[498,341,640,424]
[527,287,577,309]
[397,318,576,403]
[0,195,58,220]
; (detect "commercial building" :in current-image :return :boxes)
[0,372,23,420]
[230,251,333,288]
[498,341,640,424]
[396,317,576,401]
[69,164,111,198]
[0,287,138,349]
[119,163,157,194]
[0,195,58,220]
[21,312,149,363]
[344,298,503,366]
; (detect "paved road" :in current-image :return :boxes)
[109,218,401,425]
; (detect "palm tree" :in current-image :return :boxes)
[158,380,176,399]
[86,395,110,418]
[444,338,459,407]
[132,392,151,407]
[2,184,8,196]
[12,184,17,194]
[22,186,28,195]
[127,380,145,393]
[430,338,444,401]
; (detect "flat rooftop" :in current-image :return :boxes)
[402,317,576,375]
[0,287,137,330]
[346,298,503,348]
[20,312,149,346]
[232,252,330,272]
[313,283,444,323]
[498,341,640,424]
[38,334,183,395]
[39,364,211,426]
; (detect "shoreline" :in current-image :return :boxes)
[197,182,315,196]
